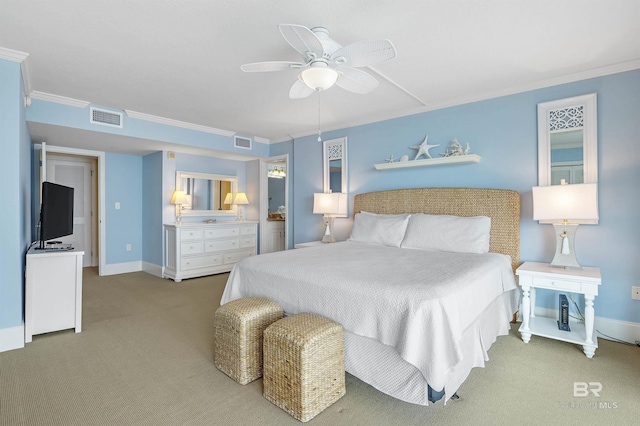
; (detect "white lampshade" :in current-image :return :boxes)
[313,192,347,216]
[170,190,188,205]
[232,192,249,205]
[300,64,339,91]
[532,183,598,221]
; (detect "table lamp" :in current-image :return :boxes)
[232,192,249,221]
[170,190,189,224]
[532,183,598,268]
[313,192,347,243]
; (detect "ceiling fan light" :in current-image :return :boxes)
[300,66,339,91]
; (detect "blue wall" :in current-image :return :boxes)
[286,69,640,324]
[0,59,30,332]
[105,153,143,264]
[142,152,163,266]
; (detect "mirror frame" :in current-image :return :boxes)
[537,93,598,223]
[323,137,348,217]
[175,171,237,217]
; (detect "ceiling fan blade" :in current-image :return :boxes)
[278,24,324,60]
[331,39,396,68]
[240,61,304,72]
[336,67,379,94]
[289,79,316,99]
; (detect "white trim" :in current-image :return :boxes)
[260,154,289,254]
[533,306,640,344]
[0,324,25,353]
[124,110,235,137]
[44,145,106,276]
[254,136,270,144]
[279,59,640,143]
[101,261,142,276]
[142,261,163,278]
[0,47,32,99]
[30,91,90,108]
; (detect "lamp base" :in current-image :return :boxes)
[321,216,336,243]
[550,223,581,269]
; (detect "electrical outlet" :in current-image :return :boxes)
[115,202,121,210]
[126,244,131,251]
[632,286,640,301]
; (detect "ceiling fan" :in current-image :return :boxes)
[240,24,397,99]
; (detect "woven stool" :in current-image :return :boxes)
[214,297,283,385]
[263,313,345,422]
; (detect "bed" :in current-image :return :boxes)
[220,187,520,405]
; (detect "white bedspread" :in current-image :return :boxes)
[220,241,517,391]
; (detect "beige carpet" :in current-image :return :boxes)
[1,268,638,425]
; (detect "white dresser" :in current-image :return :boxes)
[164,221,257,282]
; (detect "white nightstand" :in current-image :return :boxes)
[294,241,324,249]
[516,261,601,358]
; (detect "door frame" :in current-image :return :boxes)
[260,154,289,253]
[41,144,106,275]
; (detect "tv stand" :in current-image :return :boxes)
[25,246,84,343]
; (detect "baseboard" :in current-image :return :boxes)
[0,324,25,353]
[533,306,640,344]
[101,261,142,276]
[142,261,163,278]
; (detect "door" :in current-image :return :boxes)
[46,155,97,267]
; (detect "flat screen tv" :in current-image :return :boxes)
[38,182,74,249]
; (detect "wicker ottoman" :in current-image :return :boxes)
[214,297,283,385]
[263,313,345,422]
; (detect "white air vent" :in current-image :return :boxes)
[90,107,123,128]
[234,136,252,150]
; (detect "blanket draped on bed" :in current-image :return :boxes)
[220,241,517,391]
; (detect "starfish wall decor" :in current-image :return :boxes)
[410,135,439,160]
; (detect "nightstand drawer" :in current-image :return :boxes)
[531,277,581,293]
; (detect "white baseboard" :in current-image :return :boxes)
[0,324,25,353]
[142,261,163,278]
[101,261,142,276]
[533,306,640,344]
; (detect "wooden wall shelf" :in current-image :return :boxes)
[374,154,481,170]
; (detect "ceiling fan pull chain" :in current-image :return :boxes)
[317,88,322,142]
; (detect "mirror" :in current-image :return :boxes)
[323,137,348,217]
[537,93,598,223]
[176,171,237,217]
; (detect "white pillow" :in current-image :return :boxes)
[400,214,491,254]
[348,211,411,247]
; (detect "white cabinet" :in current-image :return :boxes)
[164,221,257,282]
[265,220,285,253]
[25,247,84,343]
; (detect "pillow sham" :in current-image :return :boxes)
[400,214,491,254]
[348,211,411,247]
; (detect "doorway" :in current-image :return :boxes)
[260,155,288,254]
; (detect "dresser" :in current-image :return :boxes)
[164,221,257,282]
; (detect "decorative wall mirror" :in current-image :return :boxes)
[175,171,237,217]
[323,137,348,217]
[537,93,598,223]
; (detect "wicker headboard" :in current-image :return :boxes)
[353,188,520,273]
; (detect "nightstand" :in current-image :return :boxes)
[294,241,324,249]
[516,261,601,358]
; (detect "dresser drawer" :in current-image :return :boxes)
[224,251,252,264]
[239,225,256,235]
[181,241,204,255]
[204,239,238,252]
[181,254,223,271]
[181,227,204,240]
[532,277,582,293]
[239,236,255,248]
[206,227,239,239]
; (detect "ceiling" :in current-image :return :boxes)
[2,1,639,156]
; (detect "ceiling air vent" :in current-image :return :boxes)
[90,107,123,128]
[234,136,252,150]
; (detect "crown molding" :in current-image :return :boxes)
[124,110,235,137]
[30,91,90,108]
[0,47,32,96]
[254,136,269,144]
